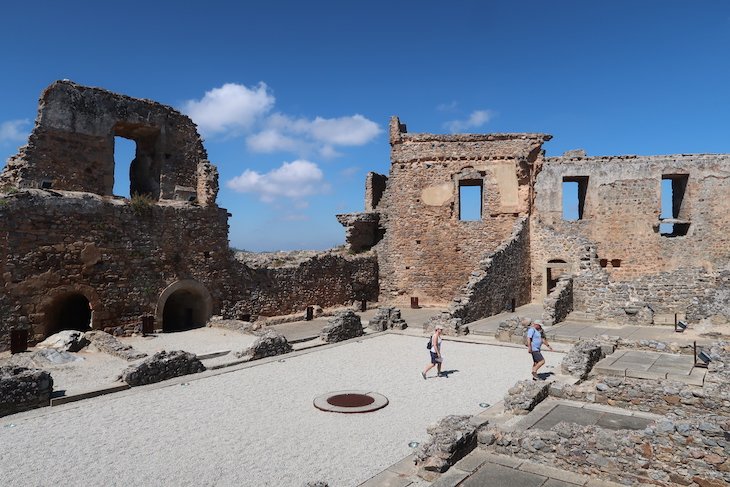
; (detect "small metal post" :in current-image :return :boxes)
[306,306,314,321]
[10,329,28,354]
[410,297,419,309]
[360,300,367,312]
[141,315,155,335]
[510,298,516,313]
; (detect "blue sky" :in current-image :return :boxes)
[1,1,729,250]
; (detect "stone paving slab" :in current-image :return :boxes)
[359,470,414,487]
[459,462,546,487]
[429,468,469,487]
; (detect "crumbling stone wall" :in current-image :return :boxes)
[0,190,233,350]
[532,153,730,324]
[449,217,531,322]
[542,275,573,326]
[227,250,378,319]
[375,117,550,305]
[1,80,216,203]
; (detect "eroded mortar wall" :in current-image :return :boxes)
[531,153,730,323]
[1,80,215,203]
[377,117,550,305]
[227,251,379,318]
[0,191,234,350]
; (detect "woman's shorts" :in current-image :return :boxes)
[430,352,442,364]
[531,351,544,363]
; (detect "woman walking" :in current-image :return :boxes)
[422,325,443,379]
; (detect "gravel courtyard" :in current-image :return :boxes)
[0,334,563,487]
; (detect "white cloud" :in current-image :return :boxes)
[0,119,31,144]
[247,113,381,155]
[246,129,303,153]
[437,101,458,112]
[444,110,494,133]
[226,159,330,204]
[182,83,274,137]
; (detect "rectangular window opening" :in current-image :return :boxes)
[459,180,483,221]
[660,174,689,237]
[562,176,588,220]
[113,136,137,198]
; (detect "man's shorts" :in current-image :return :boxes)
[531,351,544,363]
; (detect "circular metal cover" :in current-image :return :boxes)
[313,390,389,414]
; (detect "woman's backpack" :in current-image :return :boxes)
[426,338,432,349]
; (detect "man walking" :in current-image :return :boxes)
[527,322,552,380]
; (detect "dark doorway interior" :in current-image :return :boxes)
[46,293,92,336]
[162,289,207,332]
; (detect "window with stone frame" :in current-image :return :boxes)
[458,179,483,221]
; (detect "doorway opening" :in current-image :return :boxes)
[162,289,207,332]
[44,293,92,337]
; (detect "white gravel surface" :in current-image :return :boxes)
[0,334,563,487]
[121,327,257,356]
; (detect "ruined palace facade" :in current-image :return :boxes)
[340,117,730,328]
[0,81,377,351]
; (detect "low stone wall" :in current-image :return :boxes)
[229,250,378,319]
[560,338,607,379]
[121,350,205,386]
[481,415,730,486]
[542,275,573,326]
[368,307,407,331]
[495,316,532,343]
[503,380,551,414]
[449,217,531,323]
[423,312,469,336]
[0,366,53,417]
[415,415,487,477]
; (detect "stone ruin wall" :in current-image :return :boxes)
[449,217,531,323]
[531,153,730,324]
[0,81,236,351]
[0,191,235,350]
[226,251,379,319]
[0,81,216,203]
[375,117,550,305]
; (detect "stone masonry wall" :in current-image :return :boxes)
[0,190,233,351]
[1,80,214,203]
[532,153,730,324]
[542,275,573,326]
[228,250,378,318]
[449,217,531,322]
[376,117,550,305]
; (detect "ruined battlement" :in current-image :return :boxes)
[389,116,551,164]
[0,80,217,204]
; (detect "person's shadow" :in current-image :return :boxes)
[536,372,555,380]
[438,369,460,378]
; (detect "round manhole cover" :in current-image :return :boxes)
[314,390,388,413]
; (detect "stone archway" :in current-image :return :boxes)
[156,280,212,332]
[40,287,101,338]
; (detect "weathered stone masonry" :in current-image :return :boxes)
[366,117,550,306]
[0,81,379,352]
[344,119,730,327]
[532,153,730,324]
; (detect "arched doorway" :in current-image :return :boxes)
[156,280,212,333]
[44,293,93,336]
